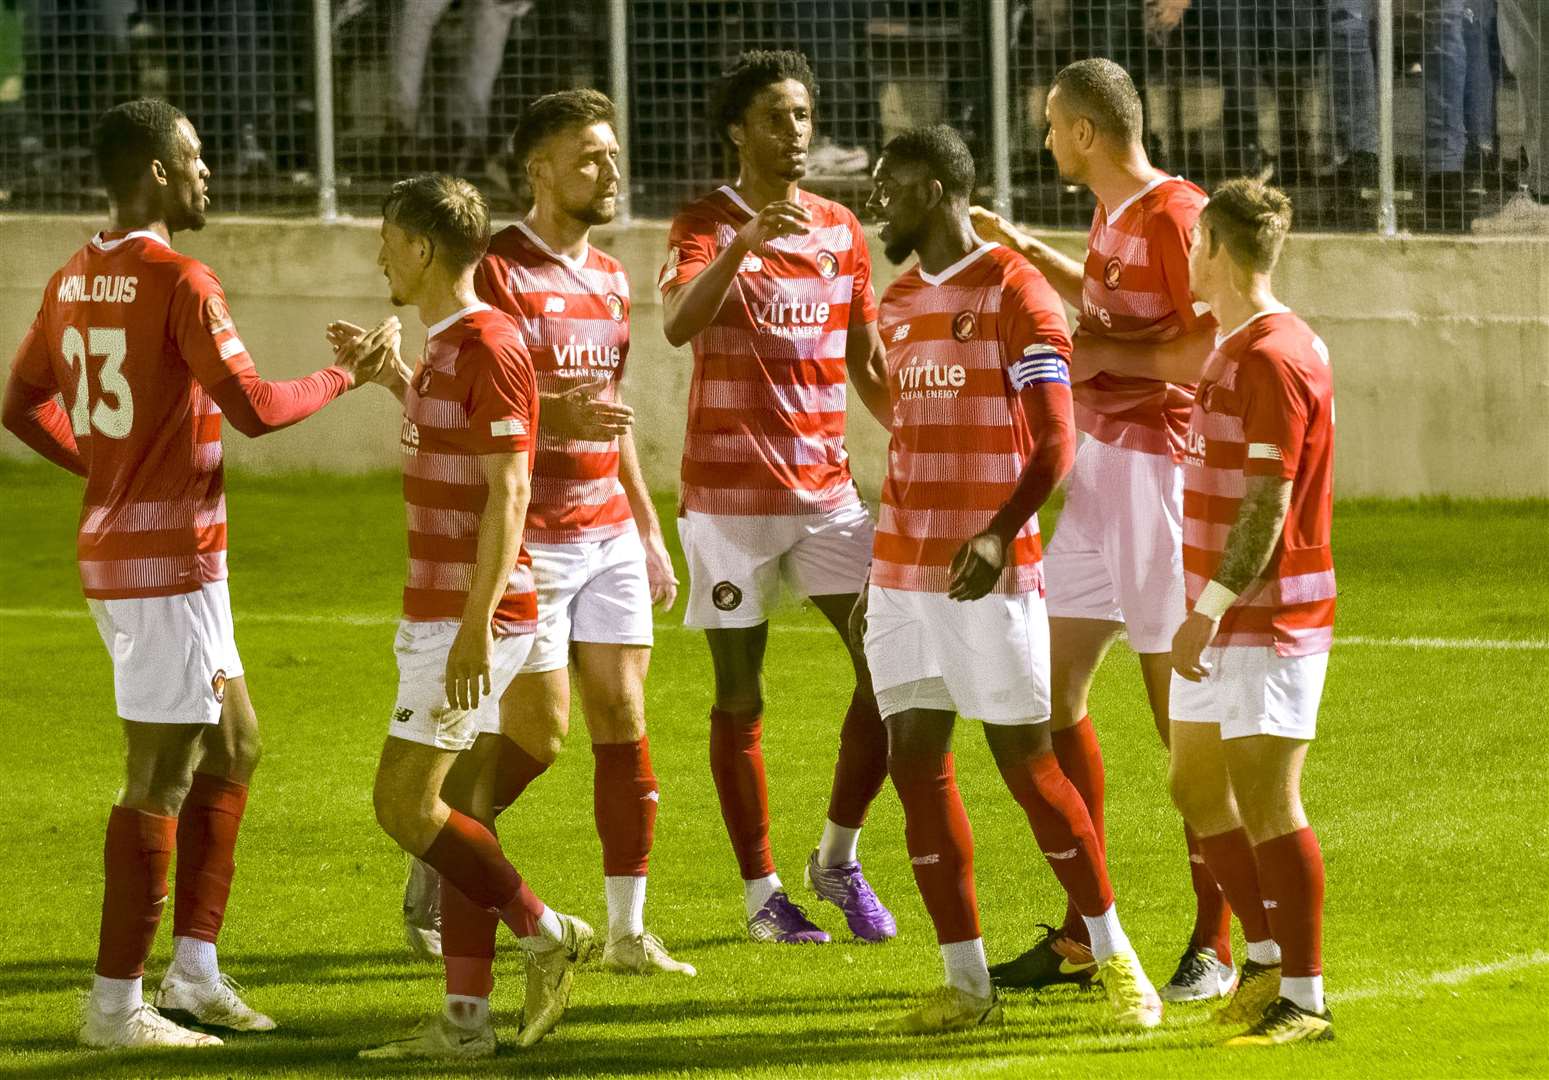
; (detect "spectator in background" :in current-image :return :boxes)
[389,0,531,178]
[1424,0,1498,228]
[1475,0,1547,231]
[19,0,136,179]
[1327,0,1380,194]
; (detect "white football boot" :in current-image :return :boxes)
[403,855,443,961]
[155,971,276,1031]
[80,999,223,1049]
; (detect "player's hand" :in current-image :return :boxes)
[947,532,1006,602]
[969,206,1030,252]
[734,199,812,253]
[1170,610,1219,682]
[330,317,400,387]
[848,589,870,648]
[547,377,634,440]
[643,529,679,610]
[445,621,494,711]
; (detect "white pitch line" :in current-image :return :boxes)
[0,607,1545,651]
[1332,950,1549,1002]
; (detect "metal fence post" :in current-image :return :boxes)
[608,0,632,225]
[1376,0,1396,235]
[314,0,338,223]
[987,0,1012,217]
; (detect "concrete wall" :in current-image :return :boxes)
[2,215,1546,498]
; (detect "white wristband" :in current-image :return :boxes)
[1194,580,1239,620]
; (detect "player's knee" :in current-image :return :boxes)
[1168,760,1220,829]
[587,697,645,743]
[1234,799,1302,846]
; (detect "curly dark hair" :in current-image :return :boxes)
[710,49,816,146]
[881,124,977,200]
[93,98,188,202]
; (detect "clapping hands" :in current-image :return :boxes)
[327,317,404,390]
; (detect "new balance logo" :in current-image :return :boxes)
[393,706,414,723]
[544,296,567,313]
[1263,899,1279,909]
[644,791,660,802]
[911,853,940,866]
[890,323,911,343]
[1045,848,1079,860]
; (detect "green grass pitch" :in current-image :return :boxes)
[1,459,1546,1078]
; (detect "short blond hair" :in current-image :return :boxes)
[1201,177,1294,273]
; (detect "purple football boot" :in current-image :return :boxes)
[804,849,897,943]
[747,891,830,944]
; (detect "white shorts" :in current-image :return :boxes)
[1170,647,1329,741]
[520,531,655,674]
[1044,436,1187,654]
[388,620,534,751]
[863,585,1052,725]
[678,501,874,629]
[88,579,243,725]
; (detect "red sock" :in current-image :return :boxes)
[825,691,888,829]
[999,751,1113,917]
[1052,716,1104,943]
[442,875,498,998]
[1253,827,1324,977]
[1197,827,1273,944]
[708,708,774,880]
[98,806,177,979]
[1186,826,1233,964]
[420,810,544,938]
[889,751,979,944]
[594,738,657,877]
[491,736,549,816]
[172,772,249,944]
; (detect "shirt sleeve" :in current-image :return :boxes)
[474,253,513,312]
[1152,197,1209,337]
[1000,263,1074,389]
[658,209,717,297]
[170,265,257,389]
[1237,348,1308,479]
[848,214,878,324]
[465,337,537,455]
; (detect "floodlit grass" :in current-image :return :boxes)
[1,460,1546,1078]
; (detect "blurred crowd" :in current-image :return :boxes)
[0,1,1541,230]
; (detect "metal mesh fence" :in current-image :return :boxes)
[0,1,1541,232]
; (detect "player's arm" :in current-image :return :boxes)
[1069,325,1215,384]
[619,429,678,610]
[844,312,892,430]
[2,318,86,476]
[541,380,634,440]
[446,449,530,710]
[970,207,1085,307]
[661,201,812,346]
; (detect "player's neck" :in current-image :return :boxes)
[1087,149,1165,219]
[523,205,590,262]
[416,274,481,332]
[732,169,798,212]
[1211,279,1281,339]
[915,212,981,278]
[108,210,171,245]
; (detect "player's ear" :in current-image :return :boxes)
[727,122,745,151]
[149,158,170,189]
[925,178,944,211]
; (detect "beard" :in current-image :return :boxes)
[568,197,617,227]
[883,229,917,265]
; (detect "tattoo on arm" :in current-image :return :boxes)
[1213,475,1293,594]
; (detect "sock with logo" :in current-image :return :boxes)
[97,805,177,982]
[443,993,490,1031]
[1052,716,1103,946]
[709,708,775,882]
[998,751,1112,918]
[171,772,249,958]
[1197,827,1274,943]
[824,691,888,844]
[889,750,980,945]
[940,937,992,999]
[594,738,655,941]
[1253,827,1325,992]
[1186,825,1234,966]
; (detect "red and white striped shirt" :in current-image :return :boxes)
[1182,308,1336,655]
[401,303,538,635]
[659,185,877,516]
[9,230,312,599]
[478,222,632,545]
[873,243,1073,594]
[1076,175,1209,458]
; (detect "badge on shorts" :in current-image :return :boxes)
[952,311,977,342]
[392,706,414,723]
[1103,256,1123,290]
[605,292,626,322]
[816,250,839,279]
[712,581,743,612]
[210,669,227,704]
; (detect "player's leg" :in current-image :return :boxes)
[786,503,895,942]
[1219,650,1332,1046]
[573,640,694,975]
[158,673,276,1031]
[880,706,1003,1032]
[1168,662,1285,1030]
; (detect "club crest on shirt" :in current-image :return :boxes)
[605,292,625,322]
[210,669,226,704]
[952,311,977,342]
[816,250,839,279]
[417,366,434,394]
[203,295,233,334]
[1103,256,1123,290]
[712,581,743,611]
